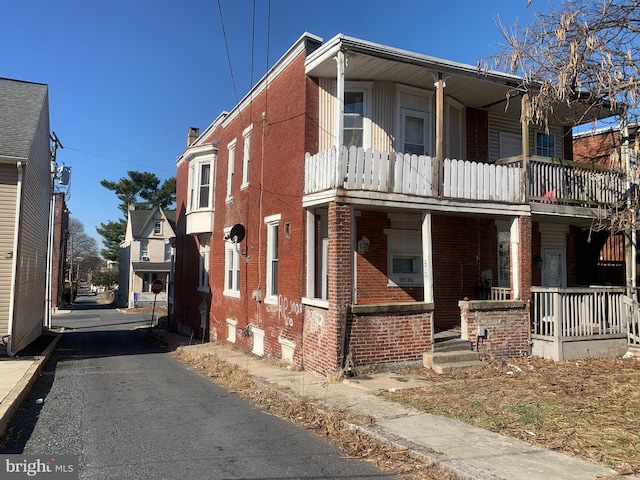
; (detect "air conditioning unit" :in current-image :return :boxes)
[142,256,150,261]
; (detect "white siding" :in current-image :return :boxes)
[0,166,17,337]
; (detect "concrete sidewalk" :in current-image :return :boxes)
[0,326,636,479]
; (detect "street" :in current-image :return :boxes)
[1,294,397,479]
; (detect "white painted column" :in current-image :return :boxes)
[422,212,434,303]
[510,217,521,300]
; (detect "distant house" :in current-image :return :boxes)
[119,206,176,308]
[0,78,53,355]
[174,33,634,374]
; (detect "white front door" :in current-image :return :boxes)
[542,247,566,287]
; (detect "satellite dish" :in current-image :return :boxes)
[229,224,245,243]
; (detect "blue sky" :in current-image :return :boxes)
[2,0,538,249]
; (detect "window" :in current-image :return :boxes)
[153,220,161,235]
[344,91,364,148]
[198,236,210,291]
[140,241,148,260]
[446,97,465,160]
[385,229,422,286]
[401,109,429,155]
[241,125,252,188]
[496,222,510,288]
[226,140,236,200]
[224,228,240,297]
[188,157,213,212]
[536,132,555,157]
[304,208,328,303]
[265,215,281,303]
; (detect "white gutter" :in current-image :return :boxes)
[7,161,24,356]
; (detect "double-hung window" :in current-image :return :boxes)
[265,214,280,304]
[224,228,240,297]
[140,241,149,260]
[241,125,252,189]
[385,229,423,286]
[343,82,372,149]
[153,220,162,235]
[401,109,429,155]
[536,132,555,157]
[226,140,236,201]
[188,157,214,212]
[496,222,511,288]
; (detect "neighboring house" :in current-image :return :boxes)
[51,192,70,309]
[119,206,176,308]
[0,78,53,356]
[174,33,633,375]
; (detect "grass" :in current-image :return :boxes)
[382,355,640,476]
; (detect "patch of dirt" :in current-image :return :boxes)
[381,355,640,476]
[170,347,457,480]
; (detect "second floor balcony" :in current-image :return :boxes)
[304,146,630,209]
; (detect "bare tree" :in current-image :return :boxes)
[67,218,102,282]
[488,0,640,232]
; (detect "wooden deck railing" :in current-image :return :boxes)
[306,148,628,206]
[305,146,523,202]
[531,287,626,338]
[623,296,640,346]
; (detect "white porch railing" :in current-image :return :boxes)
[623,296,640,346]
[531,287,626,338]
[304,146,524,202]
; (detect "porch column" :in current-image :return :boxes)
[334,50,345,153]
[510,218,520,300]
[521,94,530,201]
[515,216,533,303]
[435,73,445,162]
[422,212,434,303]
[328,202,353,370]
[621,119,637,297]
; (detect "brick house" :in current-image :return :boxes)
[174,33,633,374]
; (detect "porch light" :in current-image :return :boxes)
[358,236,370,254]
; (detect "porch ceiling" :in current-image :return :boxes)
[306,34,615,125]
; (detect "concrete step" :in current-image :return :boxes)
[423,350,484,374]
[423,349,480,367]
[433,338,472,352]
[431,360,485,375]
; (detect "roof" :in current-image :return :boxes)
[129,206,176,238]
[131,261,171,273]
[0,78,48,159]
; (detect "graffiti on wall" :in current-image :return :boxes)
[278,294,303,327]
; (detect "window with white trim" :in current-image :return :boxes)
[401,108,429,155]
[188,157,214,212]
[198,236,210,291]
[265,214,280,303]
[343,83,372,149]
[385,229,423,286]
[241,125,252,189]
[536,132,555,157]
[153,220,161,235]
[224,228,240,297]
[305,208,328,301]
[226,139,236,201]
[446,97,465,160]
[140,241,148,260]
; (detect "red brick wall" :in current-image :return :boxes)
[346,308,433,366]
[432,215,498,329]
[354,211,423,303]
[460,300,530,357]
[175,45,318,367]
[518,216,532,303]
[573,129,621,168]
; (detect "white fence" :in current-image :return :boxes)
[623,296,640,346]
[305,146,524,202]
[531,287,626,338]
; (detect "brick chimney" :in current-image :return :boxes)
[187,127,200,147]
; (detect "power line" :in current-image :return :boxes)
[64,146,175,174]
[217,0,241,107]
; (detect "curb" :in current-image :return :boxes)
[0,331,62,438]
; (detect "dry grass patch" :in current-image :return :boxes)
[382,355,640,476]
[171,347,458,480]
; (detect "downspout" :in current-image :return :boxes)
[7,161,24,356]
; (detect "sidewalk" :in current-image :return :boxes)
[1,326,636,480]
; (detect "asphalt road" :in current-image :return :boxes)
[2,294,397,479]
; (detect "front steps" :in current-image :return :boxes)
[424,335,484,374]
